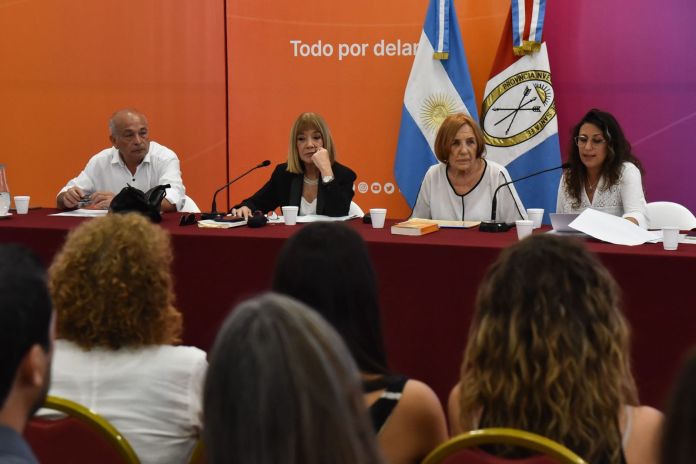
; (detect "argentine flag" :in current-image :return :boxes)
[393,0,478,208]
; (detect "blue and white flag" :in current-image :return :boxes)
[393,0,478,208]
[481,2,560,223]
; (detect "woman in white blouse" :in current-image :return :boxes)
[411,113,526,223]
[556,108,648,227]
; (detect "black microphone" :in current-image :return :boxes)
[479,162,569,233]
[200,160,271,220]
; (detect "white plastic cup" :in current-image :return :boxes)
[527,208,544,229]
[515,219,534,240]
[14,195,30,215]
[369,208,387,229]
[0,192,9,216]
[281,206,299,226]
[662,226,679,251]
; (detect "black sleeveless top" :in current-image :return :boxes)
[362,375,408,433]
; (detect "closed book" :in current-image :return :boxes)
[390,219,440,236]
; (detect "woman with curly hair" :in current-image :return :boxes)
[46,213,206,464]
[448,234,662,464]
[556,108,649,227]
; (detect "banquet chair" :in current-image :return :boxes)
[647,201,696,230]
[422,428,587,464]
[25,395,140,464]
[181,195,201,213]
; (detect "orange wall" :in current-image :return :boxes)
[227,0,508,218]
[0,0,506,217]
[0,0,226,209]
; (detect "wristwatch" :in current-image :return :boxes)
[322,175,335,184]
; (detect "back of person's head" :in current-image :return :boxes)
[203,292,382,464]
[459,234,638,463]
[661,349,696,464]
[0,244,53,410]
[49,212,182,350]
[272,222,388,375]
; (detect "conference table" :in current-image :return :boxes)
[1,209,694,409]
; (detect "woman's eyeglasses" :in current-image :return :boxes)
[574,136,606,147]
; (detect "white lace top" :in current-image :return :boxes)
[556,162,648,228]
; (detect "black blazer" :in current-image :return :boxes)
[234,162,357,217]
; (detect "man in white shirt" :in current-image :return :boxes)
[57,109,185,212]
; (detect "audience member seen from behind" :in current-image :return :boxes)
[47,213,206,464]
[0,245,54,464]
[449,234,662,464]
[556,108,649,227]
[660,349,696,464]
[272,222,447,464]
[204,292,382,464]
[411,112,526,222]
[230,112,356,219]
[57,108,186,212]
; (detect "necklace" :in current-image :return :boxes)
[303,176,319,186]
[586,177,599,192]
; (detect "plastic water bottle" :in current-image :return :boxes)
[0,164,9,216]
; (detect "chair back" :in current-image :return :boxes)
[422,428,587,464]
[647,201,696,230]
[25,396,140,464]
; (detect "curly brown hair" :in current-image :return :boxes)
[459,234,638,463]
[49,213,182,349]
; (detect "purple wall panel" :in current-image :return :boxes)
[545,1,696,211]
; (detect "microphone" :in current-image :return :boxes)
[479,162,569,233]
[200,160,271,220]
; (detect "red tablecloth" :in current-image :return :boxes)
[1,209,695,408]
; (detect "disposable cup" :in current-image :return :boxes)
[282,206,299,226]
[515,219,534,240]
[527,208,544,229]
[369,208,387,229]
[662,226,679,251]
[14,195,30,215]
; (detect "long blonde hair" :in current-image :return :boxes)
[459,235,637,463]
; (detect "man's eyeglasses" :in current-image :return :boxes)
[179,213,197,226]
[574,136,606,147]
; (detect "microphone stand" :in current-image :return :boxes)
[200,161,270,220]
[479,163,568,233]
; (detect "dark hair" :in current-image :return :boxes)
[203,292,381,464]
[0,245,53,407]
[272,222,388,375]
[563,108,644,208]
[459,234,637,463]
[661,349,696,464]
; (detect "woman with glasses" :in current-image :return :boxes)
[556,108,648,227]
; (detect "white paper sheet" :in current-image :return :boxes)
[568,209,661,246]
[49,209,109,217]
